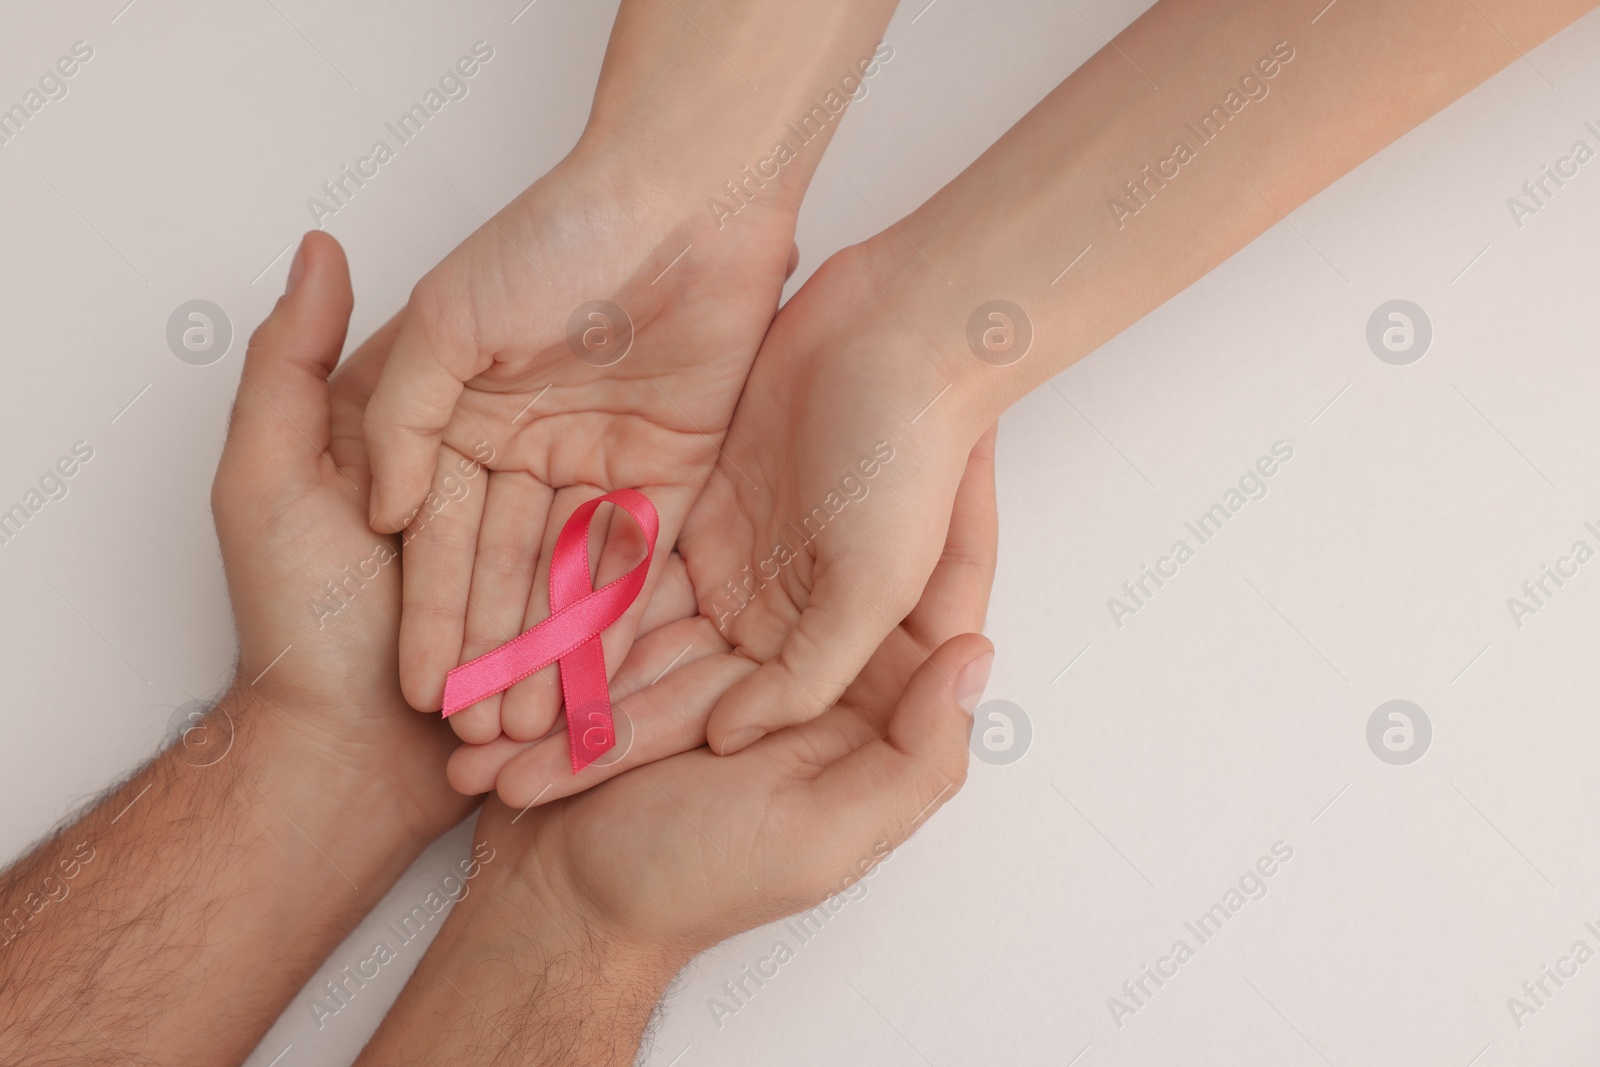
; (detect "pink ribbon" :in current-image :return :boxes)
[440,488,659,772]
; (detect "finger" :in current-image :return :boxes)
[397,445,489,711]
[448,470,554,744]
[798,633,991,859]
[608,612,729,700]
[363,281,488,532]
[328,309,406,486]
[637,551,697,636]
[329,308,404,399]
[219,232,352,488]
[785,242,800,280]
[705,569,897,755]
[484,648,755,806]
[903,423,999,648]
[446,614,729,795]
[447,733,535,798]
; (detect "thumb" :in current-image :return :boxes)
[361,276,486,533]
[707,571,899,755]
[799,634,992,860]
[216,231,353,491]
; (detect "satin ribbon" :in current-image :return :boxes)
[441,488,659,772]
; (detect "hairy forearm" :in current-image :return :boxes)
[577,0,901,222]
[356,879,677,1067]
[0,690,440,1065]
[877,0,1598,423]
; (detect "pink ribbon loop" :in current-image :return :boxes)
[440,488,659,772]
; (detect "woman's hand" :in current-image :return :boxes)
[363,149,799,748]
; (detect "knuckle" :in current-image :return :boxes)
[401,598,470,641]
[476,542,538,585]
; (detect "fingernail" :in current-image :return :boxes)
[285,236,308,295]
[720,726,765,755]
[955,650,993,716]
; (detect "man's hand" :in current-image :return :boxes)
[214,233,477,843]
[0,232,475,1066]
[356,428,998,1066]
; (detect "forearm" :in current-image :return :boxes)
[576,0,901,223]
[876,0,1598,423]
[356,871,678,1067]
[0,690,440,1065]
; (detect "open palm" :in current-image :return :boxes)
[677,247,995,755]
[364,157,797,746]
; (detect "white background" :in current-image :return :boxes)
[3,1,1600,1064]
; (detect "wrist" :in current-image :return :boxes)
[361,865,681,1067]
[563,127,802,253]
[827,234,1015,436]
[455,889,683,996]
[461,834,691,991]
[569,4,902,241]
[228,685,464,856]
